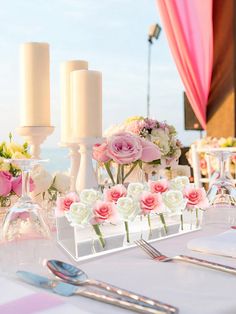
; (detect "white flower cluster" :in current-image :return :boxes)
[63,176,192,228]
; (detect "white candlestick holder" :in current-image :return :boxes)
[59,142,80,192]
[76,137,102,192]
[17,126,54,159]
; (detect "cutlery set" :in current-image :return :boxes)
[17,259,178,314]
[16,240,236,314]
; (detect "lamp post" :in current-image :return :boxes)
[147,23,161,117]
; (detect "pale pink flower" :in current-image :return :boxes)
[0,171,12,196]
[107,132,142,164]
[12,175,35,196]
[93,142,111,163]
[148,179,169,194]
[139,138,161,162]
[140,191,163,214]
[104,184,127,203]
[56,192,80,217]
[184,186,209,209]
[91,200,118,224]
[144,118,157,129]
[126,120,146,134]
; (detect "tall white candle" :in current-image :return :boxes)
[20,42,50,126]
[60,60,88,143]
[71,70,102,139]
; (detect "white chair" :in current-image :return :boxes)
[190,144,236,187]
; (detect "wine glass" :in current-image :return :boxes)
[203,149,236,227]
[0,159,51,273]
[206,150,236,206]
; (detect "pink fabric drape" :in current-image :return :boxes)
[157,0,213,129]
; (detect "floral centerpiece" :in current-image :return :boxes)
[100,117,182,183]
[93,132,161,185]
[56,176,209,249]
[187,136,236,177]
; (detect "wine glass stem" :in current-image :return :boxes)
[220,155,225,179]
[21,169,30,200]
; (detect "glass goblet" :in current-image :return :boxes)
[2,159,50,241]
[206,150,236,207]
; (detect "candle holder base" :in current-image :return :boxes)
[76,137,102,192]
[59,142,80,192]
[17,126,54,159]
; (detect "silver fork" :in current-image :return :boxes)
[135,239,236,275]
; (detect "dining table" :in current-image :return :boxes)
[0,222,236,314]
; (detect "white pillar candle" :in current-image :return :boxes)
[20,42,50,126]
[71,70,102,139]
[60,60,88,143]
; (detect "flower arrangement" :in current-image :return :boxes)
[187,136,236,176]
[93,132,161,185]
[106,116,182,167]
[56,176,209,248]
[0,135,32,207]
[0,134,71,208]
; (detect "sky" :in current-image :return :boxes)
[0,0,201,147]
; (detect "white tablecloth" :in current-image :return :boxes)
[1,224,236,314]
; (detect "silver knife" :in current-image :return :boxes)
[16,271,173,314]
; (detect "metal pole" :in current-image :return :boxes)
[147,40,152,117]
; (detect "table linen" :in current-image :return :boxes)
[0,224,236,314]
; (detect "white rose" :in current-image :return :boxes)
[117,197,140,221]
[79,189,101,206]
[31,165,53,194]
[162,190,187,214]
[127,183,147,200]
[170,176,189,191]
[66,202,91,226]
[53,172,70,193]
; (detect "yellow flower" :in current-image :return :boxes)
[11,152,26,159]
[6,142,24,155]
[0,162,10,171]
[124,116,144,124]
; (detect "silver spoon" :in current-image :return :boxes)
[46,259,178,314]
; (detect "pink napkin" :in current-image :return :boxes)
[0,292,64,314]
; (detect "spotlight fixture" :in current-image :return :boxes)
[148,24,161,43]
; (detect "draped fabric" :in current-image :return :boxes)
[156,0,213,129]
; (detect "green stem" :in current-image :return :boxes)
[121,165,125,184]
[147,214,152,235]
[92,224,105,248]
[116,164,121,184]
[124,221,130,243]
[123,162,138,182]
[159,213,168,234]
[180,214,184,231]
[104,162,115,185]
[196,208,199,228]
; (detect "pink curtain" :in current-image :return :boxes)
[156,0,213,129]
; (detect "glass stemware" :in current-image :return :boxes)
[2,159,50,241]
[206,150,236,206]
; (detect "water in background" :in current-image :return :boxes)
[41,147,70,173]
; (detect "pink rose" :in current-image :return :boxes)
[0,171,12,196]
[93,142,111,163]
[184,186,209,209]
[148,179,169,194]
[107,132,142,164]
[140,191,163,214]
[91,200,117,224]
[12,175,35,196]
[56,192,80,217]
[104,184,127,203]
[140,138,161,162]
